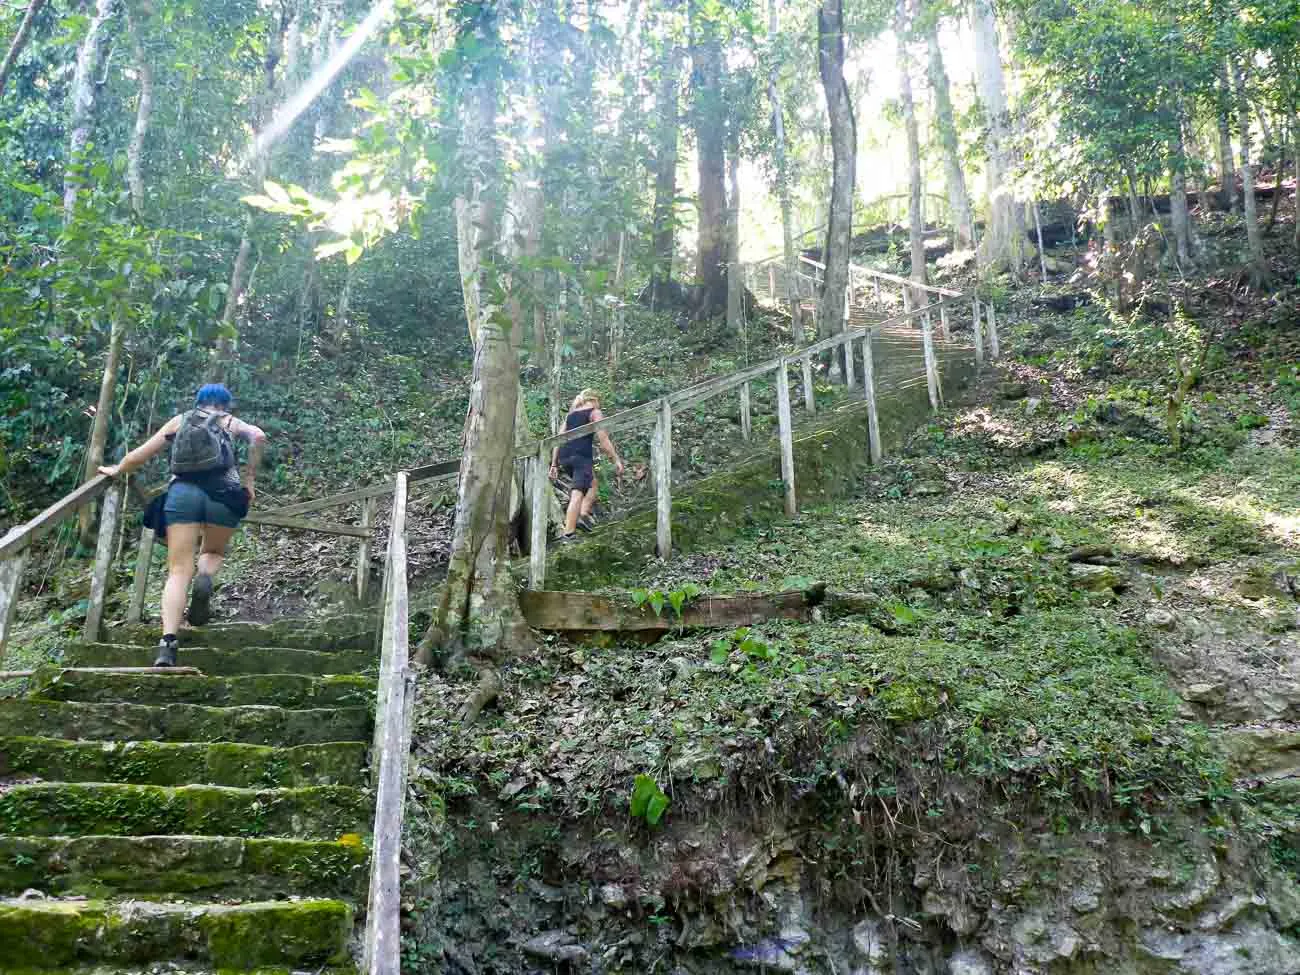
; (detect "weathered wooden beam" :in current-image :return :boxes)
[0,551,28,666]
[520,588,817,632]
[242,512,371,538]
[801,355,815,414]
[407,459,461,483]
[775,360,797,517]
[922,305,942,412]
[83,481,123,644]
[972,297,984,370]
[364,471,410,975]
[939,302,950,340]
[0,473,112,559]
[270,481,395,517]
[528,445,548,591]
[862,331,882,464]
[355,497,376,603]
[126,527,155,625]
[987,302,1001,359]
[739,381,752,441]
[652,399,672,560]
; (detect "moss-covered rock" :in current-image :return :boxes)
[0,782,372,839]
[0,699,371,747]
[33,670,375,709]
[0,736,368,788]
[104,617,375,651]
[0,897,353,968]
[61,643,376,676]
[0,835,368,900]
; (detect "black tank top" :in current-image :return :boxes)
[559,408,595,463]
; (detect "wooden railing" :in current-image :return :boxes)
[363,471,411,975]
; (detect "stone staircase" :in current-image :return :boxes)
[0,619,377,972]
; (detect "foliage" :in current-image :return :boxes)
[628,773,670,826]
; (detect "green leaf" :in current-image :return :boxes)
[668,589,687,618]
[710,638,730,664]
[645,793,669,825]
[648,591,666,617]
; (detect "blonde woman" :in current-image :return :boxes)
[549,388,623,541]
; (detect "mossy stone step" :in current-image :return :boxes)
[0,699,371,747]
[0,782,371,839]
[0,835,368,900]
[0,897,352,969]
[65,644,375,676]
[0,736,367,788]
[33,671,376,709]
[104,618,374,651]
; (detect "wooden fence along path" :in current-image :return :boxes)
[0,257,997,975]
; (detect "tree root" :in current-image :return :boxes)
[458,665,502,725]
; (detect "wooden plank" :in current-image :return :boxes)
[939,302,950,340]
[668,357,781,411]
[528,445,548,590]
[407,458,461,483]
[83,482,123,644]
[801,355,815,414]
[242,512,371,538]
[652,399,672,560]
[862,331,882,464]
[0,551,28,667]
[987,302,1001,359]
[801,254,961,296]
[524,398,662,457]
[520,589,817,632]
[0,473,112,559]
[364,471,410,975]
[921,307,942,412]
[843,329,856,389]
[739,381,752,441]
[775,360,797,517]
[355,497,376,602]
[270,481,395,517]
[127,528,155,625]
[972,297,984,370]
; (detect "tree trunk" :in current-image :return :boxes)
[926,23,973,249]
[726,120,743,336]
[0,0,49,97]
[766,0,802,340]
[63,0,116,221]
[1294,113,1299,254]
[896,0,926,296]
[1168,115,1194,266]
[972,0,1025,272]
[79,316,126,546]
[816,0,855,368]
[421,11,532,663]
[649,44,681,307]
[691,21,728,319]
[1216,68,1237,212]
[1232,57,1267,280]
[123,2,152,218]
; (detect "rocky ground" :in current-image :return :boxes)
[401,284,1300,973]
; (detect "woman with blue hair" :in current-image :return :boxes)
[99,383,267,666]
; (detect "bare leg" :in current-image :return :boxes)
[564,490,583,534]
[580,476,599,518]
[197,524,236,578]
[162,522,200,635]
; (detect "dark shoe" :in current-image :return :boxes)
[188,574,214,625]
[154,639,178,668]
[556,532,578,545]
[577,515,596,533]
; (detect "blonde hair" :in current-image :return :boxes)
[571,388,601,411]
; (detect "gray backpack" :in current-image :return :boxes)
[171,409,235,474]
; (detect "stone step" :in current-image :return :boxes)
[0,835,368,901]
[1,736,368,788]
[64,644,375,677]
[0,897,353,969]
[0,699,371,747]
[34,670,376,709]
[0,782,371,839]
[103,618,374,651]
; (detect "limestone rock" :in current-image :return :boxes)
[1145,606,1176,629]
[522,930,588,965]
[999,382,1029,400]
[947,948,994,975]
[1138,922,1300,974]
[1069,563,1127,592]
[852,918,889,966]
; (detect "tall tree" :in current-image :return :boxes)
[725,113,743,335]
[63,0,116,220]
[896,0,927,292]
[1231,55,1267,280]
[972,0,1026,271]
[690,5,728,318]
[926,21,974,249]
[649,40,682,307]
[816,0,855,362]
[766,0,803,339]
[0,0,49,97]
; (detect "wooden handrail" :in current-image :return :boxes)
[0,474,112,559]
[797,254,961,298]
[364,470,411,975]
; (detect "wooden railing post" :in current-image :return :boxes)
[862,327,882,463]
[529,444,548,590]
[355,497,376,602]
[126,527,155,624]
[739,381,752,441]
[83,480,123,644]
[973,297,984,370]
[939,302,950,340]
[775,361,797,517]
[902,286,912,318]
[0,550,28,665]
[987,302,1001,359]
[801,355,815,414]
[922,303,942,412]
[652,399,673,559]
[768,265,776,301]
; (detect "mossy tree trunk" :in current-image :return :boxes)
[649,41,682,308]
[926,22,973,250]
[1231,57,1267,282]
[972,0,1026,273]
[690,15,728,320]
[817,0,855,372]
[766,0,802,339]
[895,0,927,298]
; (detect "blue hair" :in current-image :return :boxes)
[195,383,233,408]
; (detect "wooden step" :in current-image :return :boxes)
[0,736,368,788]
[33,670,375,708]
[65,643,375,676]
[103,618,374,651]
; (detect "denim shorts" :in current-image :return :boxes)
[163,480,242,528]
